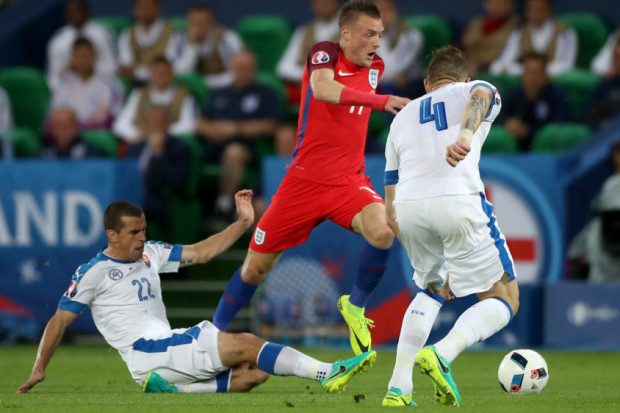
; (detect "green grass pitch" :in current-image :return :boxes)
[1,346,618,412]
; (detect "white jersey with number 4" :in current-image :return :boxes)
[385,81,501,200]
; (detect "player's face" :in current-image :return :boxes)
[342,14,384,67]
[188,9,213,39]
[113,215,147,261]
[134,0,160,24]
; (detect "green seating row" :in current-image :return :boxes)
[483,123,591,153]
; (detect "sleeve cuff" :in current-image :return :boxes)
[58,296,87,314]
[169,244,183,262]
[470,82,497,119]
[384,170,399,186]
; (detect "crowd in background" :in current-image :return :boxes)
[0,0,619,281]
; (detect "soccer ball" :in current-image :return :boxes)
[498,349,549,394]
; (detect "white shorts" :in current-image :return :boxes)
[394,193,516,297]
[125,320,230,389]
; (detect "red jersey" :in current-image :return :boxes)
[286,41,384,184]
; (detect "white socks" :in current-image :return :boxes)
[434,298,512,363]
[273,346,333,382]
[388,291,443,396]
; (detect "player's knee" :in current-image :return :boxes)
[366,225,394,249]
[242,261,269,284]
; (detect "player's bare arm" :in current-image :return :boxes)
[310,68,410,114]
[17,309,78,393]
[383,184,402,243]
[446,86,493,167]
[179,190,254,267]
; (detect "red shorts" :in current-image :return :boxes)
[250,173,384,253]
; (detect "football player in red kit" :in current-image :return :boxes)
[213,0,410,356]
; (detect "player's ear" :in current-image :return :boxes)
[423,78,430,93]
[106,229,118,243]
[341,26,349,42]
[464,77,471,83]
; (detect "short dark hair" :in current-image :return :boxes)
[104,200,144,232]
[426,45,468,86]
[72,37,94,51]
[337,0,380,29]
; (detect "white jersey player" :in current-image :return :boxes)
[382,46,520,408]
[18,193,377,395]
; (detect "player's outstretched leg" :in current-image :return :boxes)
[382,386,417,406]
[143,371,178,393]
[338,295,375,356]
[320,350,377,393]
[416,346,461,407]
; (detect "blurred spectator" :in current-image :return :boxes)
[47,0,117,90]
[567,141,620,282]
[118,0,182,84]
[591,28,620,77]
[0,86,13,158]
[51,38,124,130]
[374,0,424,95]
[489,0,577,77]
[276,0,340,103]
[41,108,102,159]
[196,50,281,219]
[126,107,191,227]
[175,4,244,89]
[501,53,570,151]
[462,0,520,75]
[585,42,620,130]
[113,57,196,142]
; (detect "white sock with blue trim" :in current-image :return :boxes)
[257,343,332,381]
[388,290,443,396]
[434,297,512,363]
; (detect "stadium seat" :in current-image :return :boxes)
[0,67,49,134]
[92,16,133,36]
[10,127,41,157]
[482,125,518,153]
[558,13,610,69]
[175,72,211,108]
[81,129,118,158]
[169,16,187,33]
[235,15,292,73]
[531,123,591,153]
[475,72,521,99]
[165,134,204,245]
[172,133,202,197]
[551,69,601,121]
[256,71,287,112]
[405,15,453,65]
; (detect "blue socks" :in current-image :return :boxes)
[349,242,391,308]
[213,268,258,331]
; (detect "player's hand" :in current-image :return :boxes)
[446,138,471,167]
[17,370,45,393]
[234,189,254,228]
[384,95,411,115]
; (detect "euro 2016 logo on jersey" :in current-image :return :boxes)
[254,227,266,246]
[108,269,123,281]
[369,69,379,89]
[311,51,330,64]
